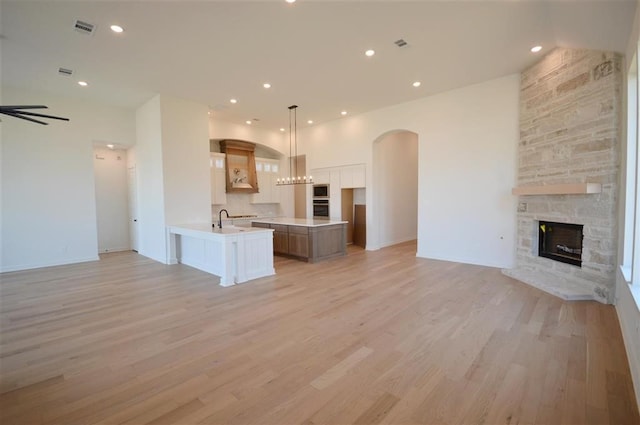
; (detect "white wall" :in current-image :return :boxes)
[0,20,4,268]
[135,94,211,264]
[135,95,166,263]
[300,74,520,268]
[161,96,210,226]
[93,147,130,253]
[373,131,418,248]
[1,87,135,272]
[208,117,287,155]
[617,0,640,409]
[416,77,519,267]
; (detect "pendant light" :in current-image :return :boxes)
[277,105,313,185]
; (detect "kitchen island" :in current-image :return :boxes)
[167,223,275,286]
[251,218,347,263]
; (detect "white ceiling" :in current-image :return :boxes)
[1,0,636,131]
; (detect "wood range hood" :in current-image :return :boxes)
[219,140,258,194]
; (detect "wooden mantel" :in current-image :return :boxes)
[512,183,602,196]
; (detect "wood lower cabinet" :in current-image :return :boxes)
[272,224,289,254]
[252,221,346,263]
[310,224,345,259]
[288,227,309,258]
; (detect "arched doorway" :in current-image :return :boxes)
[371,130,419,250]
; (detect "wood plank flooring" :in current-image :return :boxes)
[1,241,638,424]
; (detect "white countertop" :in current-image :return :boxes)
[251,217,348,227]
[168,223,273,235]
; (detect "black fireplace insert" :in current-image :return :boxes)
[538,221,583,267]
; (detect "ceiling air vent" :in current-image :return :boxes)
[394,39,408,48]
[73,19,96,35]
[58,67,73,76]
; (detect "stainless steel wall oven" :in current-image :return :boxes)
[313,199,330,219]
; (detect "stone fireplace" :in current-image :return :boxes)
[503,48,621,304]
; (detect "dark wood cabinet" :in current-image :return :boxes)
[288,232,309,258]
[252,222,270,229]
[273,231,289,254]
[353,204,366,248]
[310,224,345,259]
[252,221,346,263]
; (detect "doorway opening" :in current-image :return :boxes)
[341,188,366,248]
[372,130,418,250]
[93,146,131,254]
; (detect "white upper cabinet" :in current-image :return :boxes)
[340,164,366,189]
[252,158,281,204]
[210,153,227,205]
[311,165,366,190]
[312,170,330,185]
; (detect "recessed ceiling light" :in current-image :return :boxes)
[280,128,285,132]
[307,120,313,124]
[365,49,375,57]
[286,0,296,3]
[230,98,237,104]
[110,25,124,33]
[412,81,421,87]
[78,81,88,86]
[107,144,115,149]
[531,45,542,53]
[341,111,347,116]
[263,83,271,89]
[246,120,252,125]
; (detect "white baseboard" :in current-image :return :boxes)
[415,250,510,269]
[1,256,100,273]
[98,247,131,253]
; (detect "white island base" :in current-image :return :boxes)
[167,224,275,286]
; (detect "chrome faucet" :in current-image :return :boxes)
[218,209,230,228]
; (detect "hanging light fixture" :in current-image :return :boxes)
[277,104,313,185]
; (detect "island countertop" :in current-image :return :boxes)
[168,223,274,237]
[251,217,347,228]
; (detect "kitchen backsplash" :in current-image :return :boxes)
[211,193,283,220]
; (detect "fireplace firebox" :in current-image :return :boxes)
[538,221,583,267]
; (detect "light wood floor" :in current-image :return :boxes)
[1,242,638,425]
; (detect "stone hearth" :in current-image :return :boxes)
[503,48,621,304]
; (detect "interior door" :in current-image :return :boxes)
[127,165,139,252]
[341,189,354,244]
[354,204,366,248]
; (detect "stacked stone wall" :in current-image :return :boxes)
[505,48,621,303]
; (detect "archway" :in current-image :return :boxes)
[371,130,419,250]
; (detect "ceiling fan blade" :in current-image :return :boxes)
[0,105,48,111]
[10,110,69,121]
[1,110,49,125]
